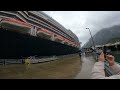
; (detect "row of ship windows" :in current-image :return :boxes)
[3,11,75,42]
[40,12,80,44]
[18,12,77,43]
[14,11,78,44]
[27,12,74,41]
[32,11,68,34]
[7,11,73,42]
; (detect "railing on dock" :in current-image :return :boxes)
[0,59,24,65]
[0,53,78,65]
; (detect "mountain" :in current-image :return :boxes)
[83,25,120,48]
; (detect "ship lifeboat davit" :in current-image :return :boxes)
[36,28,53,40]
[0,18,31,34]
[54,34,64,44]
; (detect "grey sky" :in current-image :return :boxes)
[43,11,120,46]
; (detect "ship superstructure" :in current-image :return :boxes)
[0,11,80,58]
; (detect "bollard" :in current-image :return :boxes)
[3,59,6,65]
[24,57,31,70]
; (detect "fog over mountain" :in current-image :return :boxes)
[43,11,120,47]
[83,25,120,48]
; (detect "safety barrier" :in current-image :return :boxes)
[0,53,78,65]
[0,59,24,65]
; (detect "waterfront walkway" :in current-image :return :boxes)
[0,55,96,79]
[74,56,96,79]
[0,55,81,79]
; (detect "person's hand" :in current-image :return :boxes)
[106,55,115,66]
[99,51,105,62]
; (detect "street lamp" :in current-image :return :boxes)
[86,28,96,51]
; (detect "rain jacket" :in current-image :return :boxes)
[91,61,120,79]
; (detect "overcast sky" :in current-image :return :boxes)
[43,11,120,46]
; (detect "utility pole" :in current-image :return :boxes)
[86,28,96,51]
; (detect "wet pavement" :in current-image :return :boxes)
[0,55,82,79]
[0,55,96,79]
[74,56,96,79]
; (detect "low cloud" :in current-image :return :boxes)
[43,11,120,46]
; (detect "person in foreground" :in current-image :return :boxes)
[91,51,120,79]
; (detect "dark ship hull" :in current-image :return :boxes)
[0,11,80,59]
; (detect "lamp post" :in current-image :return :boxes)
[86,28,96,51]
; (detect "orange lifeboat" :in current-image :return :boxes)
[36,27,53,40]
[0,18,31,34]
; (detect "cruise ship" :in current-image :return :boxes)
[0,11,80,59]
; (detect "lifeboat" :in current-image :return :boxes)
[36,28,53,40]
[0,18,31,34]
[54,34,64,43]
[63,39,69,45]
